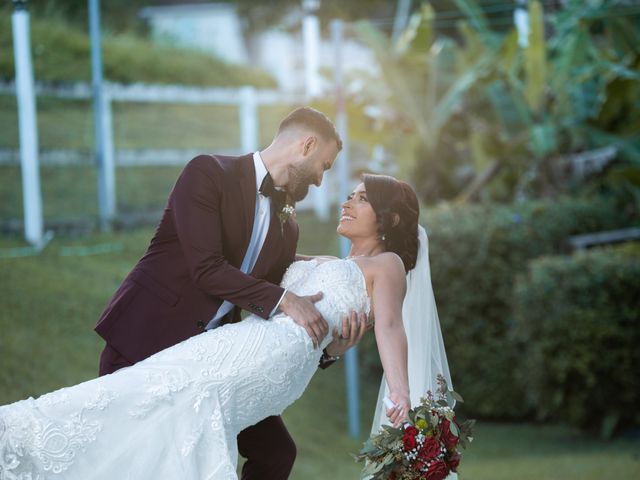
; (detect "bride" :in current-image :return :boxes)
[0,174,452,479]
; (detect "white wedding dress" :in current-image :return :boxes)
[0,259,370,480]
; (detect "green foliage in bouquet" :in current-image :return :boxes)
[355,376,474,480]
[513,245,640,438]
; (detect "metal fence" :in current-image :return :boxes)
[0,82,344,226]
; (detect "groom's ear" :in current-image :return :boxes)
[302,135,317,156]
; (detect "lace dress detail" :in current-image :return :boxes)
[0,259,369,480]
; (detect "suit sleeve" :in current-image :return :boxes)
[170,155,284,319]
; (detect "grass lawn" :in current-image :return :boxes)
[0,96,294,151]
[0,165,185,219]
[0,96,291,220]
[1,217,639,478]
[0,96,376,222]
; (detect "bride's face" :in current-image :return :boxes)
[337,183,379,239]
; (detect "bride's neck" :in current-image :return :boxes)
[347,238,384,258]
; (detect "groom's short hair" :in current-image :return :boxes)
[278,107,343,151]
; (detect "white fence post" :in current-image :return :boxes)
[332,18,360,438]
[240,86,258,153]
[392,0,412,42]
[514,0,530,48]
[12,1,44,247]
[102,86,116,218]
[311,176,331,220]
[302,0,321,98]
[303,1,329,220]
[89,0,116,231]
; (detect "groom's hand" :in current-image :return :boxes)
[325,312,368,357]
[279,291,328,348]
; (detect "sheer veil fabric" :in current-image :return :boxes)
[370,225,454,433]
[367,225,457,479]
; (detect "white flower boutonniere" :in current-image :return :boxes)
[278,204,295,234]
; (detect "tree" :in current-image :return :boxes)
[356,0,640,203]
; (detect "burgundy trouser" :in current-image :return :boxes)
[99,343,297,480]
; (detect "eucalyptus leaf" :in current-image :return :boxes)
[452,391,464,403]
[380,424,402,436]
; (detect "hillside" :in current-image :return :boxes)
[0,11,276,87]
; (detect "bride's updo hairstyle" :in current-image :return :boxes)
[362,173,420,273]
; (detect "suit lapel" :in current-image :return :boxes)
[234,153,294,279]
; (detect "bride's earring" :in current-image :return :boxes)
[381,234,386,241]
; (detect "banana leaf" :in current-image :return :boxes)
[524,0,546,113]
[454,0,499,48]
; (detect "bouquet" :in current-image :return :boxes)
[355,375,474,480]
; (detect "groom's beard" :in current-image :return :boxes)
[286,164,315,202]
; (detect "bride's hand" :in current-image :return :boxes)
[325,312,367,357]
[386,391,410,428]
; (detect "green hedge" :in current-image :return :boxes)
[513,245,640,437]
[427,196,637,419]
[360,195,638,420]
[0,13,276,87]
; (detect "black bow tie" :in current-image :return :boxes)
[259,173,287,211]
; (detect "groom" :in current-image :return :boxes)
[95,106,366,479]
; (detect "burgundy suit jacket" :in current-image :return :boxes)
[95,153,298,364]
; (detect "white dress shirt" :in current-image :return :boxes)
[206,152,286,329]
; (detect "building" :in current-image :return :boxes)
[139,2,378,94]
[139,3,249,65]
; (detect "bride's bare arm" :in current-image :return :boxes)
[371,253,410,426]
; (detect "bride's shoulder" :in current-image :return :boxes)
[371,252,405,277]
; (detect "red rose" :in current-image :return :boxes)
[405,425,419,436]
[403,432,417,450]
[425,459,450,480]
[448,451,461,472]
[440,420,459,451]
[388,472,397,480]
[419,436,441,460]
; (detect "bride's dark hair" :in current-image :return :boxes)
[362,173,420,272]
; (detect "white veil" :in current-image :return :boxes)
[370,225,453,434]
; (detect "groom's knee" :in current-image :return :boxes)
[279,431,297,469]
[262,418,296,474]
[238,416,297,478]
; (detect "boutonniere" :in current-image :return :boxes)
[277,204,295,234]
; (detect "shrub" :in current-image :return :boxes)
[512,245,640,437]
[429,196,638,419]
[360,195,638,419]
